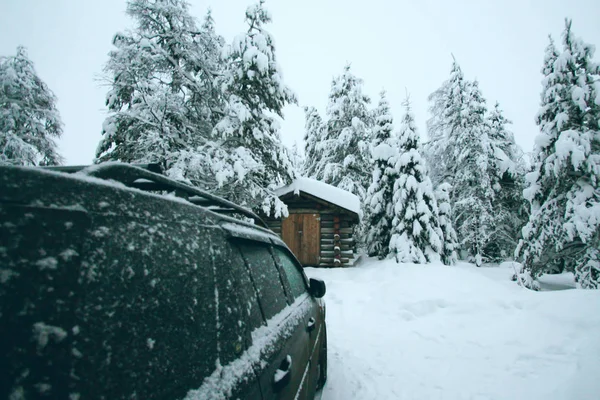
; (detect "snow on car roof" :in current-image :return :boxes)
[275,177,361,215]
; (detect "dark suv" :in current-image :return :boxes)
[0,163,327,399]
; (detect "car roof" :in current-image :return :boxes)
[0,163,282,244]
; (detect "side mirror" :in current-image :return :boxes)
[309,278,326,298]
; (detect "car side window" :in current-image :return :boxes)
[273,247,308,299]
[211,235,264,365]
[237,243,288,320]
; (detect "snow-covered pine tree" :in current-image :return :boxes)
[516,21,600,289]
[424,58,469,189]
[424,62,462,266]
[484,102,528,261]
[302,106,325,178]
[289,141,304,174]
[450,80,497,266]
[514,37,563,289]
[313,64,372,199]
[97,0,224,186]
[0,46,63,166]
[487,102,524,175]
[426,59,504,265]
[210,1,297,217]
[364,91,397,258]
[371,91,393,148]
[389,97,443,264]
[434,182,458,265]
[424,82,451,188]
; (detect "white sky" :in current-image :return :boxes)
[1,0,599,165]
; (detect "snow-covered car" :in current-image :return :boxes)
[0,163,327,399]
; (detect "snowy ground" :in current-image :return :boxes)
[305,259,600,400]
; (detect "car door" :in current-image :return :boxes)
[0,204,89,400]
[206,230,264,400]
[272,246,324,399]
[236,241,312,400]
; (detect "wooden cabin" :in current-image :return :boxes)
[265,178,361,267]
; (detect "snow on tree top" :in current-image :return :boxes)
[275,177,361,216]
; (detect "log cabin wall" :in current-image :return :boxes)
[318,213,355,267]
[264,192,358,267]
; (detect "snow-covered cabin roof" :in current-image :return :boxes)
[275,177,361,216]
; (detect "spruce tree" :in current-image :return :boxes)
[98,0,295,217]
[487,102,523,176]
[97,0,223,185]
[450,80,497,266]
[485,102,528,261]
[211,0,297,217]
[435,182,458,265]
[302,106,325,178]
[516,21,600,289]
[389,98,443,264]
[289,141,304,174]
[424,82,451,187]
[364,91,397,258]
[313,64,372,199]
[432,59,469,187]
[426,59,508,266]
[515,36,563,289]
[0,46,63,166]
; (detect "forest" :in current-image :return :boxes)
[1,0,599,290]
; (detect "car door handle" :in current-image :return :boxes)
[273,355,292,392]
[307,317,316,332]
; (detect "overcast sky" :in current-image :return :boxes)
[1,0,599,165]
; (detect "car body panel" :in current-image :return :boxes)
[0,165,326,399]
[271,246,326,400]
[0,203,89,399]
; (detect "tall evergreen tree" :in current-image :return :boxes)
[289,141,304,174]
[485,102,528,260]
[313,64,372,199]
[426,59,511,265]
[516,21,600,289]
[98,0,295,217]
[389,98,443,264]
[450,80,497,266]
[0,46,63,166]
[434,182,458,265]
[424,80,452,188]
[97,0,223,184]
[427,59,469,188]
[210,0,297,216]
[371,91,393,147]
[364,91,397,258]
[487,102,523,176]
[302,106,325,178]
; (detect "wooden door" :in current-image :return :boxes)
[281,214,320,266]
[300,213,320,266]
[282,214,301,258]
